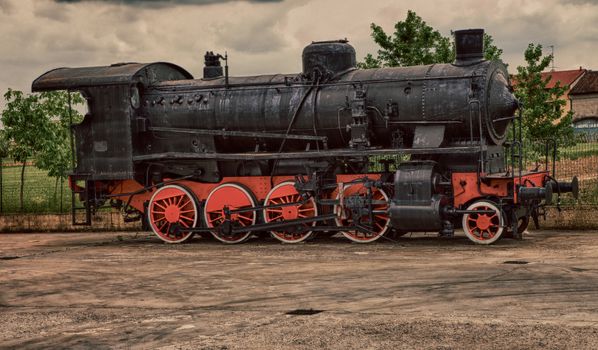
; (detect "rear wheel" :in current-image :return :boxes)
[148,184,198,243]
[462,200,504,244]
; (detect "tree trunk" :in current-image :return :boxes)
[20,160,26,212]
[0,158,3,213]
[53,177,59,213]
[0,158,4,213]
[60,177,64,213]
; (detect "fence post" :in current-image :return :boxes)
[60,177,64,213]
[0,158,2,213]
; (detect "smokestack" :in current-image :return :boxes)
[203,51,223,79]
[454,29,484,65]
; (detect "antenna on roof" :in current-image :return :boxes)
[549,45,555,71]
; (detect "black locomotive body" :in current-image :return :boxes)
[32,29,578,244]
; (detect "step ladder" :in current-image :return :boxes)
[69,174,93,226]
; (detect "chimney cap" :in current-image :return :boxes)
[454,28,485,65]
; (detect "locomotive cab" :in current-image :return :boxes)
[32,62,193,181]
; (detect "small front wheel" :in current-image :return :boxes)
[462,200,504,245]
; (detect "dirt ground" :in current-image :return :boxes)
[2,230,598,350]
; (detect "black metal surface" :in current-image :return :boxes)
[302,40,356,80]
[141,59,516,158]
[550,176,579,199]
[32,62,192,91]
[131,145,486,162]
[390,161,446,231]
[454,29,485,65]
[147,126,327,142]
[519,185,552,204]
[203,52,224,79]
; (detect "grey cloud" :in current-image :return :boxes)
[1,0,598,114]
[0,1,15,14]
[559,0,598,4]
[55,0,283,6]
[210,17,287,54]
[34,1,71,21]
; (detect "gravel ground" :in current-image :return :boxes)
[1,230,598,349]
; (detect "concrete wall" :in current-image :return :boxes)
[0,212,142,233]
[1,207,596,233]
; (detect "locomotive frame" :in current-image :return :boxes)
[32,29,578,245]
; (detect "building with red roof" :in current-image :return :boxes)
[510,68,586,117]
[569,71,598,133]
[540,68,586,116]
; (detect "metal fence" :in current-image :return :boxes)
[519,133,598,206]
[0,133,596,214]
[0,161,72,214]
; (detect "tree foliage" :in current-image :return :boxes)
[0,129,8,159]
[358,10,503,68]
[513,44,574,145]
[1,89,84,178]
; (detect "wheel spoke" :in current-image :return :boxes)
[179,214,195,221]
[237,213,254,222]
[154,202,167,211]
[269,214,284,221]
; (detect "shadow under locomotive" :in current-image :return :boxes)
[32,29,578,245]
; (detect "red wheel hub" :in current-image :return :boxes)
[164,206,181,223]
[475,215,492,231]
[281,206,299,220]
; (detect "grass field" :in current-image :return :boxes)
[0,163,72,214]
[561,141,598,160]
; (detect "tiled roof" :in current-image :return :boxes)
[569,71,598,95]
[540,69,585,89]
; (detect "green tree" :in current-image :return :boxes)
[0,130,8,212]
[513,44,574,145]
[1,89,83,211]
[0,129,8,159]
[358,10,503,68]
[33,91,84,179]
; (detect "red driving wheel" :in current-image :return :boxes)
[204,183,257,244]
[148,184,198,243]
[263,181,318,243]
[334,182,391,243]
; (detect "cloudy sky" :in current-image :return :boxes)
[1,0,597,108]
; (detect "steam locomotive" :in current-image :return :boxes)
[32,29,578,244]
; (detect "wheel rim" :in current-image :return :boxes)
[263,181,318,243]
[148,184,198,243]
[462,200,504,244]
[204,183,256,244]
[334,182,390,243]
